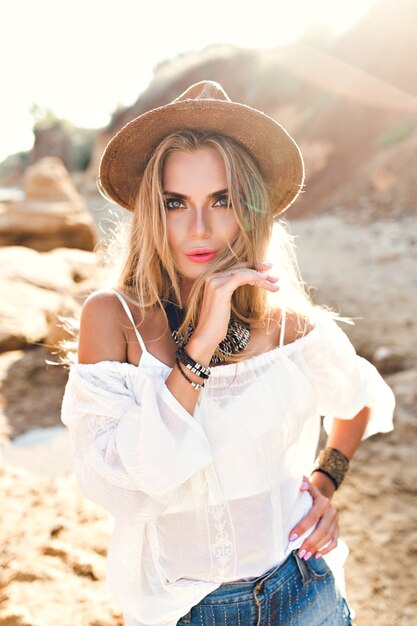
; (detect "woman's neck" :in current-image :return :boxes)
[179,278,195,306]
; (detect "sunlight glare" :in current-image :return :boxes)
[0,0,377,162]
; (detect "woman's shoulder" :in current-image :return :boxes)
[78,289,128,364]
[81,288,130,324]
[268,307,316,347]
[286,310,315,346]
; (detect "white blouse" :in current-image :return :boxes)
[60,289,395,626]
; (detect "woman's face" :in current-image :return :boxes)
[162,147,240,290]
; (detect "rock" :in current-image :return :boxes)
[298,140,335,180]
[0,348,71,448]
[0,246,99,352]
[24,157,79,202]
[0,157,98,252]
[370,168,397,193]
[32,125,71,170]
[0,246,75,292]
[47,247,99,286]
[0,278,63,352]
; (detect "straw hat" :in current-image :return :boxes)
[98,80,305,217]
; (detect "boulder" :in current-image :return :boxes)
[0,246,99,352]
[0,158,97,252]
[0,347,70,442]
[31,125,71,170]
[24,156,79,202]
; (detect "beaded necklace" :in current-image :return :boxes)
[163,300,250,366]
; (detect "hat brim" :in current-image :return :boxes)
[98,99,305,217]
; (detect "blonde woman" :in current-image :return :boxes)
[60,81,395,626]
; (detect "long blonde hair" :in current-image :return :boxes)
[57,128,349,367]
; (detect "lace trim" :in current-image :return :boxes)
[205,466,236,582]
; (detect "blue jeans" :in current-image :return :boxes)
[177,549,353,625]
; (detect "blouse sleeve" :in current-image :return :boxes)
[299,316,395,441]
[60,361,212,523]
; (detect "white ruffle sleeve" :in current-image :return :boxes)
[299,315,395,440]
[60,361,224,625]
[60,361,213,523]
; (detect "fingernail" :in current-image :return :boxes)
[263,261,273,266]
[303,551,312,561]
[315,552,323,559]
[289,533,298,541]
[298,549,306,559]
[300,481,309,489]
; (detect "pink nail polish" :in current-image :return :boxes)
[300,482,309,489]
[315,552,323,559]
[298,549,306,559]
[303,551,312,561]
[289,533,298,541]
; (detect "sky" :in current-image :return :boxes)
[1,0,377,163]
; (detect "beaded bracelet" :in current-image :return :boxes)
[175,358,205,391]
[175,345,211,379]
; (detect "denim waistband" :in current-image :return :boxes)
[197,550,311,605]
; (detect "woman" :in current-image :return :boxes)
[60,81,395,626]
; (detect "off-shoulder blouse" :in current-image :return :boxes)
[60,288,395,626]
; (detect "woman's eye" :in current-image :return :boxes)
[164,198,185,210]
[214,195,230,207]
[164,196,229,209]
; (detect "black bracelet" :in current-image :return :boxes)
[177,345,211,377]
[176,345,211,379]
[311,468,339,490]
[311,447,350,491]
[175,358,205,391]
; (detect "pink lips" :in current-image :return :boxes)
[186,248,218,263]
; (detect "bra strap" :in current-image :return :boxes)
[111,288,147,354]
[279,308,286,348]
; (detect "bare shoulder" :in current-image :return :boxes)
[271,307,315,346]
[77,289,127,364]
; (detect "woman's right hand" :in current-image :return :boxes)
[192,261,280,351]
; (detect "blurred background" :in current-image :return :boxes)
[0,1,416,624]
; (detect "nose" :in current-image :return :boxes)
[189,207,211,239]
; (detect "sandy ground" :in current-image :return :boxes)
[0,212,416,625]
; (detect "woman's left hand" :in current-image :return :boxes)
[288,475,339,561]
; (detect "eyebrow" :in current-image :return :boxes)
[162,188,229,199]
